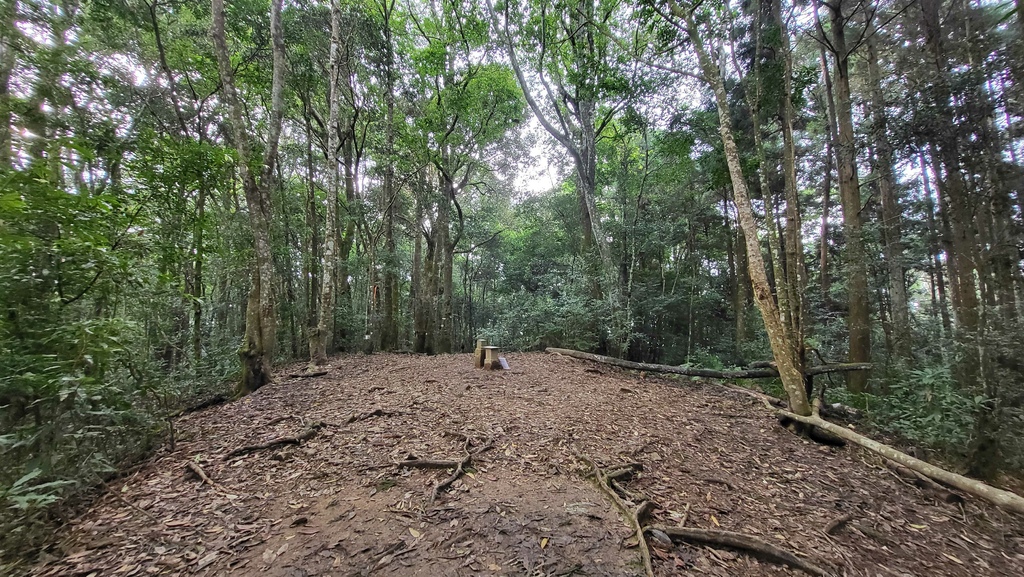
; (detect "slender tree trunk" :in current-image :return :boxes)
[412,173,429,353]
[192,186,206,362]
[0,0,16,168]
[312,0,343,364]
[920,152,952,336]
[825,0,871,392]
[677,3,810,416]
[211,0,286,395]
[303,105,320,357]
[866,19,911,361]
[379,0,399,351]
[774,0,808,373]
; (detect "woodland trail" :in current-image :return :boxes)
[29,353,1024,576]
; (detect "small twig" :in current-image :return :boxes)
[702,477,735,490]
[96,476,160,524]
[184,461,233,496]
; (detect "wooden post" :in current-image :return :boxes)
[483,346,501,370]
[474,338,488,368]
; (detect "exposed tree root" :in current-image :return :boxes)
[397,437,493,503]
[287,370,329,379]
[548,348,1024,516]
[823,512,855,535]
[581,456,654,577]
[171,394,229,418]
[884,461,964,504]
[395,458,462,469]
[265,415,298,427]
[223,421,325,460]
[344,408,395,425]
[646,525,831,577]
[773,403,1024,515]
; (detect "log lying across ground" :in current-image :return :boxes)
[546,347,871,379]
[776,407,1024,515]
[548,347,1024,517]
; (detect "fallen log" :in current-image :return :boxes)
[775,406,1024,515]
[546,348,870,379]
[646,525,831,577]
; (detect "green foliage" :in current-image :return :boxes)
[824,364,981,458]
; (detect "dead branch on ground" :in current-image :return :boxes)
[394,437,494,502]
[184,461,233,495]
[550,348,1024,516]
[547,347,870,380]
[646,525,831,576]
[95,475,160,524]
[395,458,462,469]
[265,415,298,427]
[771,401,1024,515]
[223,421,325,460]
[171,394,229,418]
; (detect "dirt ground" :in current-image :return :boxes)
[26,352,1024,576]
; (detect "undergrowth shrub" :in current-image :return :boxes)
[0,320,234,561]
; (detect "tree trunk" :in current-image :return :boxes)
[825,0,871,392]
[379,0,399,351]
[303,104,320,358]
[774,0,808,373]
[192,185,206,362]
[676,3,811,416]
[920,152,952,336]
[866,19,911,361]
[0,0,16,168]
[211,0,286,395]
[311,0,343,364]
[818,46,837,309]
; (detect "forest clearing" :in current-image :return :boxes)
[25,353,1024,576]
[3,0,1024,575]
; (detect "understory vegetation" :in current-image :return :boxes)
[1,0,1022,561]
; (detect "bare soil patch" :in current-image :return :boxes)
[28,352,1024,576]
